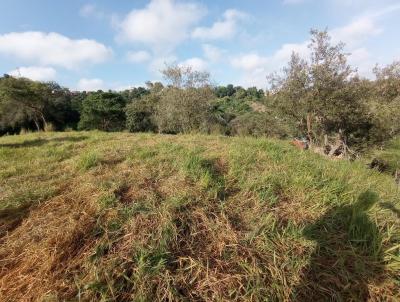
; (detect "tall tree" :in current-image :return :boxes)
[268,29,369,146]
[155,64,214,133]
[0,75,55,130]
[78,92,126,131]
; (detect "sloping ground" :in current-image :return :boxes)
[369,138,400,175]
[0,131,399,301]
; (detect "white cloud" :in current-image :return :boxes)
[116,0,205,53]
[76,79,145,92]
[348,47,375,78]
[179,57,208,71]
[80,4,105,19]
[231,53,269,71]
[273,42,309,62]
[230,53,270,88]
[77,78,105,91]
[230,3,400,87]
[127,50,151,63]
[149,55,178,75]
[192,9,246,40]
[8,66,57,81]
[330,4,400,47]
[202,44,225,62]
[113,84,137,92]
[230,42,309,87]
[0,31,112,69]
[330,17,382,47]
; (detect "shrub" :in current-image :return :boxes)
[230,112,291,138]
[154,87,214,134]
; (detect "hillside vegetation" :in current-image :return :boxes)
[2,30,400,155]
[369,138,400,176]
[0,131,399,301]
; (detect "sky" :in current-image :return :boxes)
[0,0,399,91]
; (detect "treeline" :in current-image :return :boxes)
[1,29,399,150]
[0,69,265,136]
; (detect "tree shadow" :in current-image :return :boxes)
[0,135,88,148]
[293,190,384,301]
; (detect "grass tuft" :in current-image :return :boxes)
[77,151,100,171]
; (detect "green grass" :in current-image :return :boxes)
[0,131,399,301]
[369,137,400,175]
[77,151,101,171]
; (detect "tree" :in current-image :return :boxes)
[78,92,126,131]
[154,64,214,134]
[120,87,150,103]
[0,75,54,131]
[368,61,400,140]
[43,82,80,130]
[214,84,236,98]
[268,52,310,136]
[126,93,159,132]
[307,29,358,141]
[373,61,400,101]
[230,111,290,138]
[161,64,210,89]
[268,29,370,147]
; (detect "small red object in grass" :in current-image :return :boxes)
[291,139,308,150]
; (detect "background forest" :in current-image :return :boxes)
[1,30,399,153]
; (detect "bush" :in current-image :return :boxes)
[154,87,213,134]
[230,112,291,138]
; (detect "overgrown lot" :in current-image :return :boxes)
[0,132,399,301]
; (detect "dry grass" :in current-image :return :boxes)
[0,131,399,301]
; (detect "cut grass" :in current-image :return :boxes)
[0,131,399,301]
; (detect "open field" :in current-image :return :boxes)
[0,131,399,301]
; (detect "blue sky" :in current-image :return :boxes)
[0,0,399,90]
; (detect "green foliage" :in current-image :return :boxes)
[369,137,400,174]
[268,30,374,146]
[78,92,126,131]
[0,76,79,133]
[155,87,214,134]
[1,39,399,153]
[125,94,158,132]
[230,112,291,138]
[154,65,214,134]
[119,87,150,102]
[211,96,252,115]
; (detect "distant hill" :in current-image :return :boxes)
[0,131,399,301]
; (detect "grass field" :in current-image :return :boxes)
[0,131,399,301]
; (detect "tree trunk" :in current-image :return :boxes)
[33,118,40,131]
[39,112,48,131]
[306,113,313,145]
